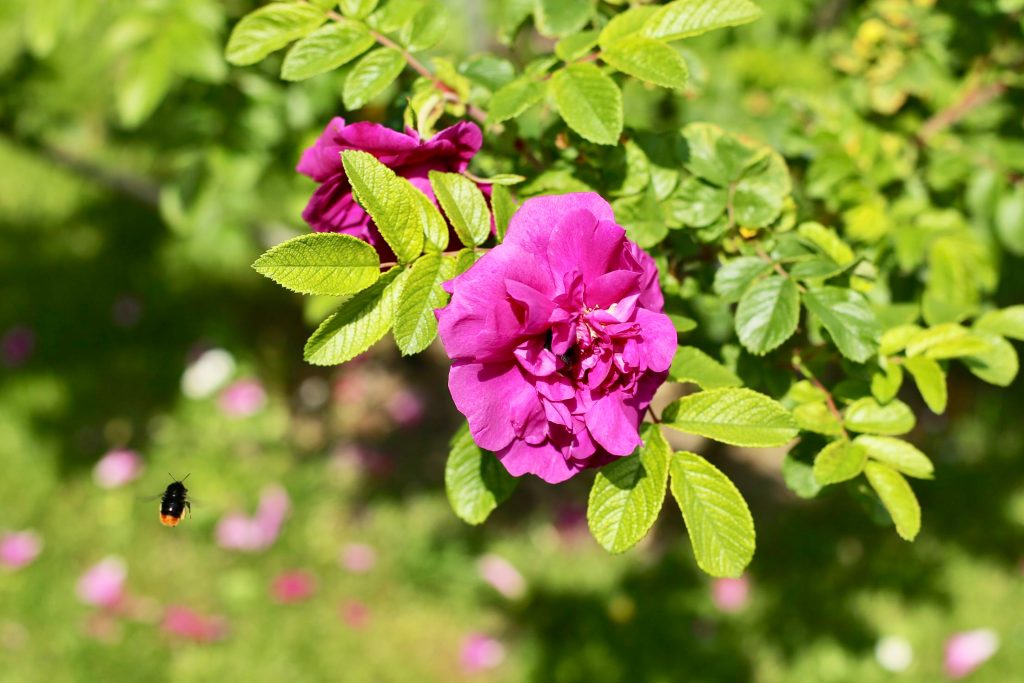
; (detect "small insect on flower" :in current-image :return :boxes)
[159,473,192,527]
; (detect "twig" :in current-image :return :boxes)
[319,5,488,125]
[754,243,807,292]
[792,355,848,440]
[646,405,661,424]
[918,81,1007,144]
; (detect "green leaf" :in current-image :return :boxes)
[644,0,762,42]
[225,3,326,66]
[663,388,798,447]
[304,267,406,366]
[903,356,947,414]
[555,30,600,61]
[854,435,933,479]
[713,257,770,303]
[445,423,517,525]
[797,222,855,265]
[735,276,800,355]
[429,171,491,247]
[410,186,449,252]
[812,440,867,485]
[864,462,921,541]
[342,47,406,110]
[963,330,1019,387]
[550,63,623,145]
[880,324,922,356]
[587,424,671,553]
[338,0,379,20]
[905,323,991,359]
[995,185,1024,256]
[870,363,903,404]
[281,21,374,81]
[535,0,593,37]
[451,248,481,276]
[802,287,880,363]
[975,306,1024,341]
[487,77,546,123]
[601,36,689,89]
[732,154,790,227]
[116,41,174,128]
[599,6,659,47]
[668,177,728,228]
[669,450,755,578]
[393,253,452,355]
[782,452,822,499]
[399,2,449,51]
[342,150,424,262]
[491,185,518,242]
[844,398,915,436]
[252,233,380,296]
[668,346,742,389]
[793,402,843,436]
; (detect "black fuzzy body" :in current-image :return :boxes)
[160,481,190,522]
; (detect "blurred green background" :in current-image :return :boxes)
[1,0,1022,681]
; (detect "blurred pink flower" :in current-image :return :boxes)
[460,633,506,673]
[711,576,750,613]
[271,570,317,604]
[339,543,377,574]
[216,485,290,552]
[93,449,144,489]
[476,554,526,600]
[218,378,267,417]
[0,530,43,570]
[2,325,35,368]
[77,556,127,608]
[944,629,999,678]
[386,388,425,427]
[161,605,228,643]
[339,600,370,629]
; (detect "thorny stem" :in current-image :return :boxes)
[792,354,848,440]
[320,5,488,124]
[918,80,1007,144]
[646,405,661,424]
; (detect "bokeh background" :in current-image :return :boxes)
[1,0,1022,681]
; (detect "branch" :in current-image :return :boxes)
[918,81,1007,144]
[792,355,848,440]
[321,5,487,125]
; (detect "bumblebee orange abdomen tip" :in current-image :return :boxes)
[160,514,182,527]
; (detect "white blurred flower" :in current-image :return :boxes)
[875,635,913,672]
[181,348,235,399]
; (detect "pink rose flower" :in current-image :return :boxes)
[436,193,676,482]
[944,629,999,678]
[215,485,290,552]
[93,449,144,489]
[339,600,370,629]
[711,576,750,613]
[297,118,483,258]
[77,556,127,608]
[0,530,43,570]
[218,378,267,417]
[460,633,506,673]
[161,605,228,643]
[270,570,317,604]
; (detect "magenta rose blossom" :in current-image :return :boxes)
[297,118,483,256]
[436,193,676,483]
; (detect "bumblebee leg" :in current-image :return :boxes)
[185,501,192,519]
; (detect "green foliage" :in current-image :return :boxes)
[854,435,934,480]
[445,423,517,524]
[668,346,742,389]
[225,2,324,66]
[643,0,762,42]
[304,266,406,365]
[601,36,689,90]
[281,21,374,81]
[734,275,799,355]
[663,388,798,447]
[550,63,623,145]
[812,439,866,486]
[343,47,406,109]
[342,150,425,262]
[844,397,915,436]
[864,461,921,541]
[428,171,491,247]
[801,287,879,363]
[903,356,947,414]
[669,450,755,578]
[253,233,380,296]
[587,424,670,553]
[393,252,451,355]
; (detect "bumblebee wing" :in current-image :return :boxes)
[136,493,164,503]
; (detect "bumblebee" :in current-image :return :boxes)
[159,473,192,527]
